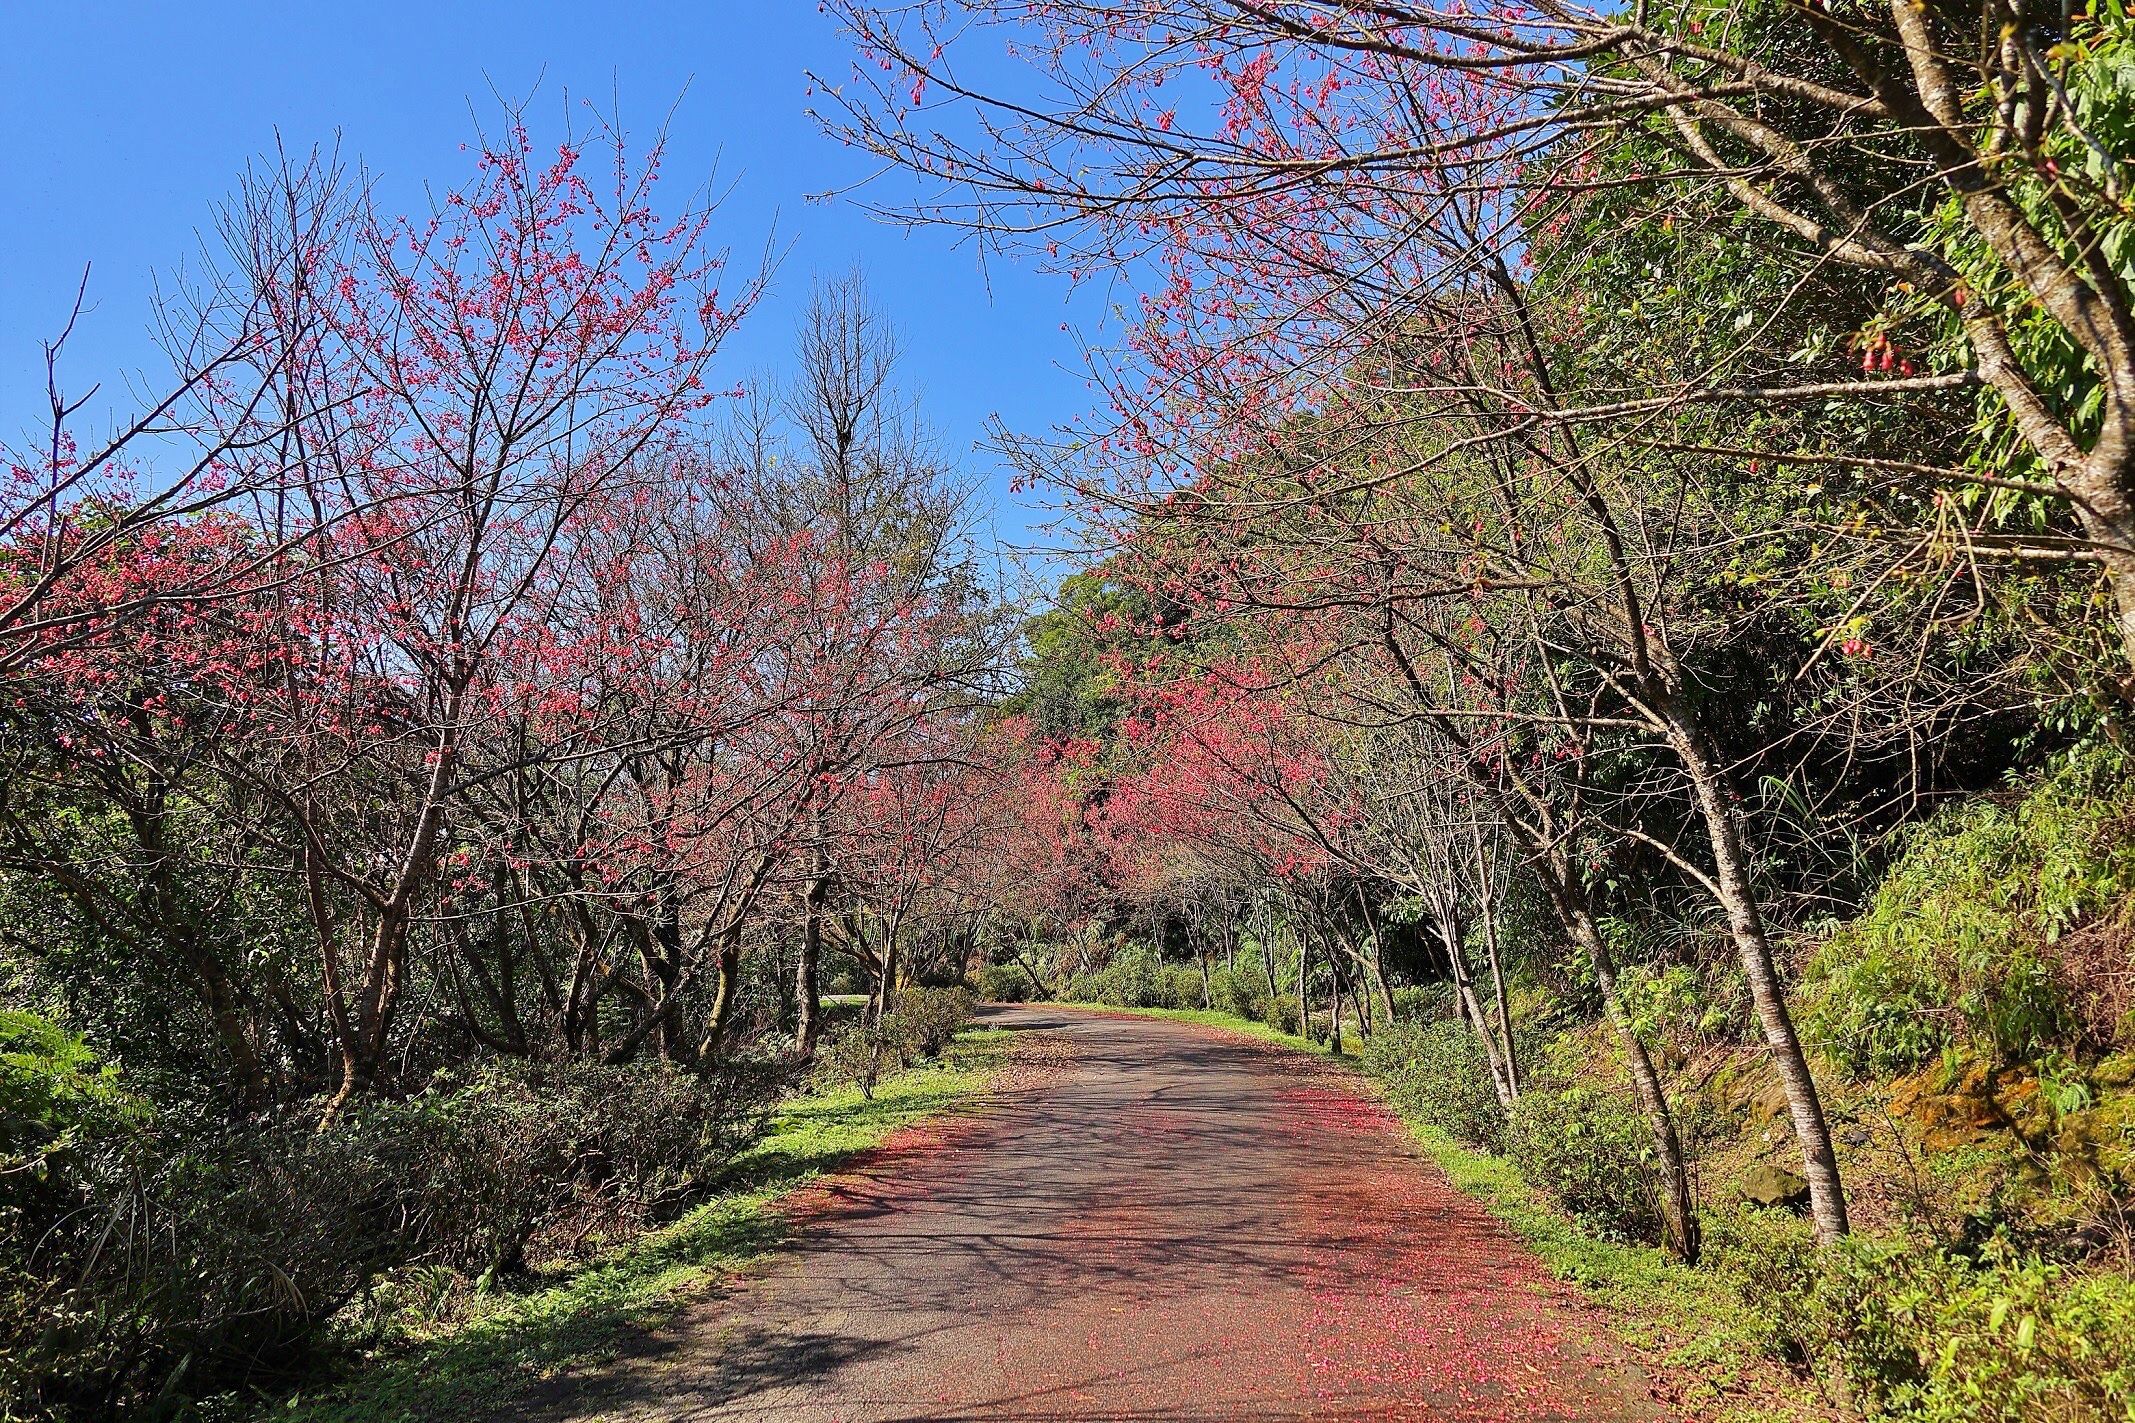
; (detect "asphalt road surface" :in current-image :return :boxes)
[546,1005,1663,1422]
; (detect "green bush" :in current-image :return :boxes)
[1,1054,784,1420]
[377,1057,784,1279]
[1390,984,1453,1023]
[971,962,1035,1002]
[1360,1019,1508,1151]
[1842,1250,2135,1422]
[1207,966,1259,1021]
[813,1023,894,1099]
[0,1011,132,1178]
[1804,749,2135,1076]
[1264,992,1302,1035]
[1062,946,1170,1008]
[1209,964,1300,1030]
[1704,1207,2135,1420]
[1503,1069,1669,1247]
[887,986,978,1061]
[1618,960,1749,1053]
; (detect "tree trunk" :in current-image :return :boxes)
[1296,923,1311,1042]
[1368,954,1396,1027]
[876,917,903,1026]
[1527,840,1702,1262]
[697,934,743,1061]
[1669,708,1849,1244]
[1261,917,1282,1009]
[1470,824,1520,1099]
[1443,920,1515,1108]
[1328,960,1344,1055]
[796,898,824,1059]
[1571,903,1702,1261]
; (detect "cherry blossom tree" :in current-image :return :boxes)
[212,112,759,1114]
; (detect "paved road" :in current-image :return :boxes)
[550,1006,1661,1421]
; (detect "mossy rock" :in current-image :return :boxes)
[1737,1162,1810,1209]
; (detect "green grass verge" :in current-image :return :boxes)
[277,1027,1011,1423]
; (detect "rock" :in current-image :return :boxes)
[1738,1162,1811,1209]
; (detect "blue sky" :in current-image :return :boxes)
[0,2,1101,554]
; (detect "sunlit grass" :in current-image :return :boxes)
[278,1028,1009,1423]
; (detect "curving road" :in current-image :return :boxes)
[546,1005,1662,1422]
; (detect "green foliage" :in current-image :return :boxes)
[1504,1060,1671,1248]
[1617,960,1747,1054]
[1359,1019,1508,1152]
[1804,749,2135,1077]
[1843,1250,2135,1422]
[1394,1050,2135,1421]
[996,569,1189,745]
[971,962,1034,1002]
[1705,1208,2135,1422]
[1061,946,1202,1011]
[0,1012,131,1176]
[2,1058,787,1420]
[1206,953,1298,1031]
[813,1024,894,1099]
[810,987,978,1100]
[1205,965,1259,1021]
[887,987,978,1061]
[1359,981,1676,1250]
[1909,14,2135,495]
[1389,984,1453,1023]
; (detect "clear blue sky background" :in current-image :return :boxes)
[0,2,1100,554]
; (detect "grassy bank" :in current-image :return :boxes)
[277,1027,1012,1423]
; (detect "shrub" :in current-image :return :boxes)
[887,986,977,1061]
[1618,959,1749,1054]
[1701,1204,1831,1368]
[1265,992,1302,1035]
[1390,984,1454,1023]
[972,962,1034,1002]
[374,1057,785,1279]
[1063,950,1290,1024]
[813,1023,894,1099]
[1208,966,1259,1021]
[1504,1070,1669,1246]
[1062,946,1165,1007]
[1841,1249,2135,1421]
[1361,1020,1508,1151]
[1160,963,1206,1010]
[1804,748,2135,1076]
[809,987,976,1101]
[1704,1207,2135,1419]
[1,1054,785,1419]
[0,1011,132,1178]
